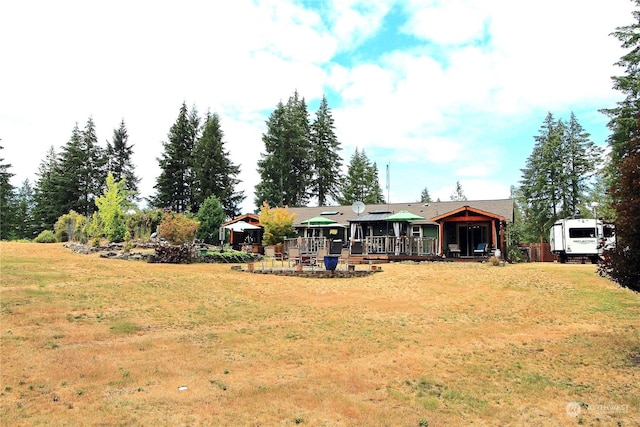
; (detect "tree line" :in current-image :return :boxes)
[1,0,638,290]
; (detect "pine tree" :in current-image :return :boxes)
[449,181,467,201]
[519,113,566,241]
[52,124,85,216]
[0,144,16,240]
[338,148,385,205]
[419,187,432,203]
[519,112,603,242]
[599,2,640,291]
[14,179,37,240]
[33,146,64,232]
[193,112,244,218]
[79,117,107,215]
[106,119,140,201]
[196,194,226,244]
[563,112,603,214]
[154,102,200,213]
[255,90,312,208]
[309,95,342,206]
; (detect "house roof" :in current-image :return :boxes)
[430,205,506,222]
[285,199,514,226]
[222,213,261,227]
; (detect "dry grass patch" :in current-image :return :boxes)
[1,242,638,426]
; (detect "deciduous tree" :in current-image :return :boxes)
[258,202,296,246]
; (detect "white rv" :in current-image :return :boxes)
[549,216,615,263]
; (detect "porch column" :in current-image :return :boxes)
[491,220,496,252]
[439,221,444,256]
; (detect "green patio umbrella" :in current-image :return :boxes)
[300,216,337,226]
[385,210,425,221]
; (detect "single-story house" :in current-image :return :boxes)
[285,199,514,259]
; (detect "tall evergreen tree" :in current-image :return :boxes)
[419,186,432,203]
[309,95,342,206]
[449,181,468,201]
[14,179,38,240]
[33,146,64,232]
[563,112,604,214]
[338,148,385,205]
[599,2,640,292]
[519,113,567,241]
[153,102,200,213]
[193,112,244,218]
[519,112,603,242]
[106,119,140,200]
[51,118,107,218]
[82,117,107,215]
[255,90,313,207]
[53,124,85,216]
[0,144,16,240]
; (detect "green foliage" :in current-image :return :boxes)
[126,209,164,241]
[193,112,244,218]
[419,187,432,203]
[33,230,57,243]
[106,119,140,201]
[309,95,343,206]
[206,250,257,263]
[258,202,296,245]
[599,115,640,292]
[157,213,199,245]
[449,181,467,201]
[13,179,38,240]
[338,148,385,205]
[255,90,313,208]
[94,173,128,242]
[153,102,200,213]
[196,195,226,244]
[518,112,602,242]
[54,211,88,243]
[0,144,16,240]
[598,3,640,292]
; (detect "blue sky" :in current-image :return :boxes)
[0,0,634,214]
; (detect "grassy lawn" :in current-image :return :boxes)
[1,242,638,426]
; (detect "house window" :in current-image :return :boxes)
[412,226,421,237]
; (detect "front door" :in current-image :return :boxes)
[458,224,488,256]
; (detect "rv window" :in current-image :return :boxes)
[603,225,615,238]
[569,228,596,238]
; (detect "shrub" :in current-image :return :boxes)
[34,230,57,243]
[54,211,88,243]
[157,213,200,245]
[489,256,501,266]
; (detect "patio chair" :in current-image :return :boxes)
[287,247,301,268]
[448,244,461,258]
[339,248,350,270]
[312,248,327,269]
[473,243,489,257]
[263,246,276,269]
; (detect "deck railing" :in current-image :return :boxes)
[284,237,327,254]
[364,236,438,256]
[285,236,438,256]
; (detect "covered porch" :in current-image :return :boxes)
[431,205,506,259]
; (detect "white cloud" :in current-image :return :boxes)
[0,0,634,216]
